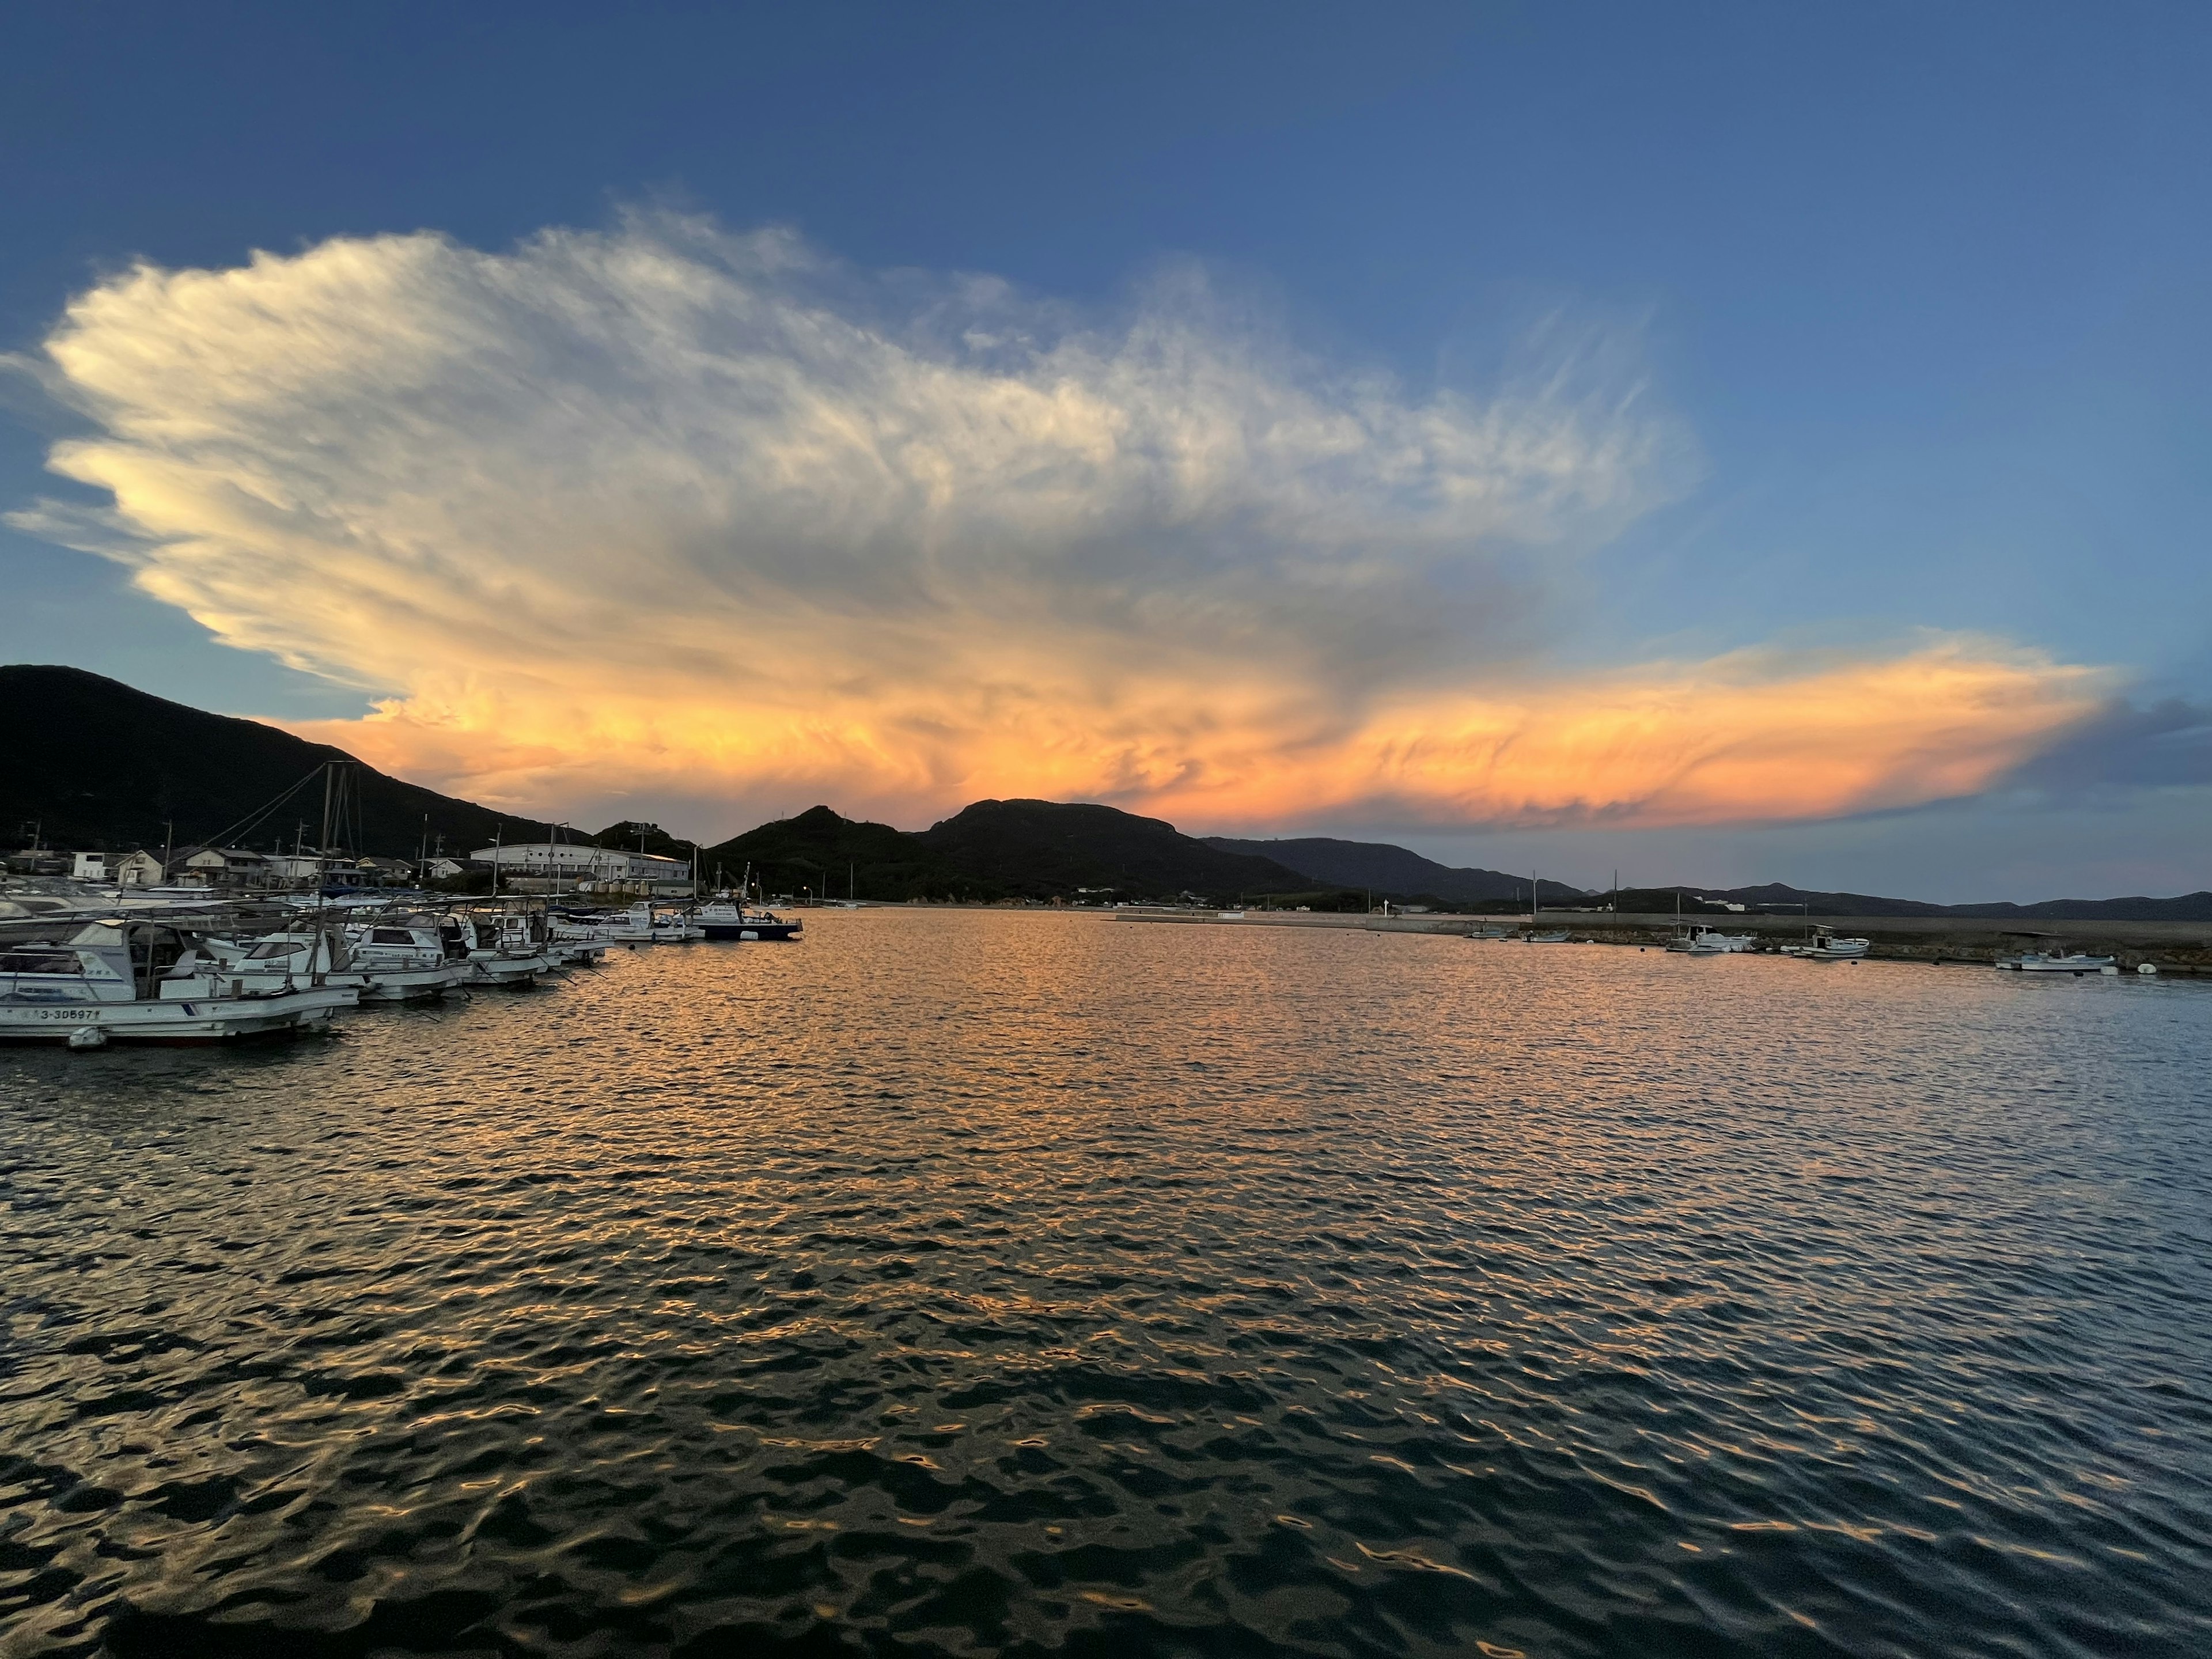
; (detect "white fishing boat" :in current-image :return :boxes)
[1524,929,1573,944]
[439,911,552,985]
[204,923,464,1002]
[696,899,802,941]
[0,919,354,1044]
[547,909,619,955]
[1666,923,1756,955]
[1999,951,2119,975]
[1781,926,1870,961]
[604,902,705,944]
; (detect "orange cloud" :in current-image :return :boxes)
[276,636,2104,834]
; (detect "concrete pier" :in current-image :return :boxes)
[1115,907,2212,972]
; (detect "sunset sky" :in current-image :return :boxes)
[3,4,2207,899]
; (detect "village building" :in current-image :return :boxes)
[469,843,691,887]
[177,846,274,889]
[113,850,166,886]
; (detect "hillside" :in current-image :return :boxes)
[1204,835,1586,904]
[1579,882,2212,923]
[594,820,701,862]
[703,806,990,902]
[916,800,1315,902]
[0,665,551,858]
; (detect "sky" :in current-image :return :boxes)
[2,2,2207,900]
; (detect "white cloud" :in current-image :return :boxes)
[11,215,2106,833]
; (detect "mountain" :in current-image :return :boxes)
[1203,835,1586,904]
[1933,893,2212,921]
[0,664,552,858]
[1586,882,2212,923]
[916,800,1316,902]
[1689,882,1949,918]
[703,806,988,902]
[704,801,1339,903]
[594,820,700,862]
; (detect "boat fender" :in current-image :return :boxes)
[67,1026,108,1051]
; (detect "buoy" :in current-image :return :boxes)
[2138,963,2158,975]
[67,1026,108,1051]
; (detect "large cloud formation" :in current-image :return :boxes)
[14,216,2108,832]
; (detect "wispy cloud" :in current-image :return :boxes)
[12,215,2109,832]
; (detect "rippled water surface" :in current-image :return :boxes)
[3,910,2210,1657]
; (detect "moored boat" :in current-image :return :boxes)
[1999,951,2119,975]
[696,899,802,941]
[204,922,464,1002]
[0,919,354,1043]
[439,910,552,985]
[1666,923,1755,955]
[601,902,705,944]
[1781,926,1870,961]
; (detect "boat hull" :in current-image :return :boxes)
[338,964,466,1001]
[464,953,547,986]
[0,986,355,1043]
[700,921,802,941]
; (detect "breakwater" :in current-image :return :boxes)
[1118,906,2212,971]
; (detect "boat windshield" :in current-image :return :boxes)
[0,949,83,975]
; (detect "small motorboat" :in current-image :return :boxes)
[1781,927,1870,961]
[1666,924,1755,955]
[1999,951,2119,975]
[0,920,354,1043]
[204,923,464,1002]
[1524,929,1573,944]
[697,899,802,941]
[438,911,552,984]
[603,902,706,944]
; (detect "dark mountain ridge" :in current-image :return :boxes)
[919,800,1313,901]
[1203,835,1586,904]
[0,664,552,858]
[704,805,986,902]
[706,801,1317,903]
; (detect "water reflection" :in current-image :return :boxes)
[2,912,2208,1656]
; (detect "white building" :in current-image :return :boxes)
[71,853,108,880]
[469,843,691,884]
[114,850,165,887]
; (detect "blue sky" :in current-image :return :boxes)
[3,2,2207,897]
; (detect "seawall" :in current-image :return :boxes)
[1113,908,2212,972]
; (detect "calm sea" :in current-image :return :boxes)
[2,911,2208,1657]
